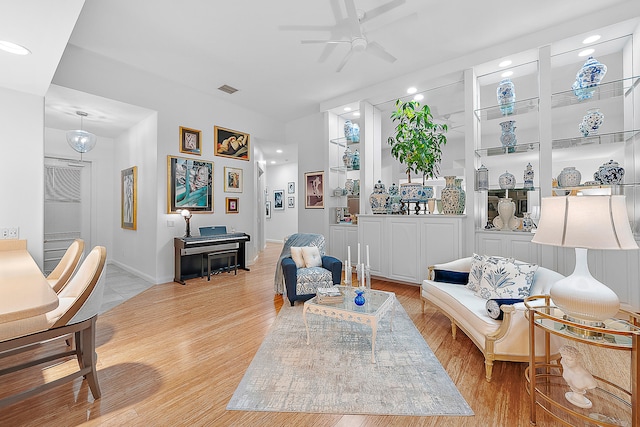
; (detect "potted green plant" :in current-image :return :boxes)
[387,99,448,201]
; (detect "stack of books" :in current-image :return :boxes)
[316,287,343,304]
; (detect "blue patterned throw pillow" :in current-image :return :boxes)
[475,258,538,300]
[466,253,485,292]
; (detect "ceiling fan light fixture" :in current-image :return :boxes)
[67,111,97,154]
[351,37,367,52]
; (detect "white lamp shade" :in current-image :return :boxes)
[66,130,97,153]
[532,195,638,250]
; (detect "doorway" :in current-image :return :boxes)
[43,156,92,274]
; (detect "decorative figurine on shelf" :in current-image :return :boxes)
[559,345,598,409]
[497,78,516,115]
[352,149,360,170]
[523,163,534,190]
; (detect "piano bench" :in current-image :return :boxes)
[202,250,238,280]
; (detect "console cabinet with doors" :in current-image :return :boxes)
[358,214,463,284]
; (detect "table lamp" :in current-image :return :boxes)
[180,209,192,238]
[532,195,638,326]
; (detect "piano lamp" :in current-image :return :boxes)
[532,195,638,325]
[180,209,192,238]
[66,111,97,158]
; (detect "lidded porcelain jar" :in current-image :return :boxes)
[388,183,403,214]
[477,164,489,191]
[344,120,353,141]
[498,171,516,189]
[572,56,608,100]
[523,163,534,190]
[499,120,517,148]
[369,180,390,214]
[580,108,604,136]
[594,159,624,184]
[557,167,581,188]
[522,212,533,232]
[342,146,353,168]
[352,149,360,170]
[344,179,354,195]
[351,123,360,143]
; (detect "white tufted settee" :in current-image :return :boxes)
[421,256,565,382]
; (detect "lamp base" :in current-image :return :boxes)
[562,315,604,338]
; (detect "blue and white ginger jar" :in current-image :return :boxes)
[498,171,516,189]
[388,183,403,214]
[594,160,624,184]
[497,78,516,115]
[572,56,607,100]
[352,149,360,170]
[580,108,604,136]
[369,180,390,214]
[344,120,353,141]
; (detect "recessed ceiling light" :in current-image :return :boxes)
[276,149,283,153]
[579,48,595,57]
[0,40,31,55]
[583,35,601,44]
[501,70,514,78]
[353,112,360,117]
[270,161,276,164]
[413,94,424,101]
[344,107,352,112]
[407,87,417,94]
[498,60,512,68]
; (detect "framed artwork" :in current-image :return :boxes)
[167,155,213,213]
[304,171,324,209]
[214,125,250,161]
[121,166,137,230]
[226,197,239,214]
[179,126,202,156]
[288,182,295,194]
[224,166,243,193]
[265,201,272,219]
[288,196,295,208]
[274,190,284,210]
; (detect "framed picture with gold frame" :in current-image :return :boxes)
[214,125,250,161]
[179,126,202,156]
[121,166,137,229]
[224,166,243,193]
[167,155,213,213]
[226,197,239,214]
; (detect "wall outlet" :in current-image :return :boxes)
[7,227,18,239]
[0,228,7,239]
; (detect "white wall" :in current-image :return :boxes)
[265,162,298,242]
[0,87,44,265]
[53,45,285,283]
[287,113,327,236]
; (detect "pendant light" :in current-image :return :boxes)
[66,111,97,157]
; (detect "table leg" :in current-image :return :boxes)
[303,305,310,345]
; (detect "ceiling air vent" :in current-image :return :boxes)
[218,84,239,94]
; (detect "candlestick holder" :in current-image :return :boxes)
[343,261,352,286]
[365,265,371,289]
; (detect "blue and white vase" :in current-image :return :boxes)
[388,183,403,214]
[499,120,517,152]
[594,160,624,184]
[497,78,516,115]
[400,182,423,202]
[344,120,353,141]
[351,123,360,143]
[522,212,533,232]
[352,149,360,170]
[421,185,434,202]
[440,176,461,215]
[573,56,607,100]
[343,146,353,168]
[455,179,466,214]
[523,163,534,190]
[580,108,604,136]
[499,171,516,189]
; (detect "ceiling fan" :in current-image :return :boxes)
[280,0,406,72]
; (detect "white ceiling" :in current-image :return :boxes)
[2,1,640,159]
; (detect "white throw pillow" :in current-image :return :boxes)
[475,257,538,300]
[290,247,305,268]
[301,246,322,268]
[466,253,485,292]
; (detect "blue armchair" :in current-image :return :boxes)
[277,234,342,306]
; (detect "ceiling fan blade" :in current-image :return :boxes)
[366,41,396,63]
[329,0,344,22]
[301,39,350,44]
[343,0,363,35]
[336,49,354,72]
[279,24,335,32]
[361,0,406,24]
[318,43,339,63]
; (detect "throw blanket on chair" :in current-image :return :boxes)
[274,233,326,294]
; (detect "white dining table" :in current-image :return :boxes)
[0,240,59,324]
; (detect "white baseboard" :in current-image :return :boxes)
[108,259,159,284]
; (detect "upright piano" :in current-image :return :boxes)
[173,232,250,284]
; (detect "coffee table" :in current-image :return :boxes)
[302,286,396,363]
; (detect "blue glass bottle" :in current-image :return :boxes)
[354,289,365,306]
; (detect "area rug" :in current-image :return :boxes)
[227,300,473,416]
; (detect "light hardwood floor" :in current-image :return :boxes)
[0,243,558,426]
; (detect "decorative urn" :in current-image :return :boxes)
[388,183,403,214]
[572,56,608,100]
[496,78,516,115]
[593,159,624,184]
[498,171,516,189]
[580,108,604,136]
[557,167,581,188]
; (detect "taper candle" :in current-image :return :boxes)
[357,243,361,265]
[347,246,351,266]
[366,245,370,268]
